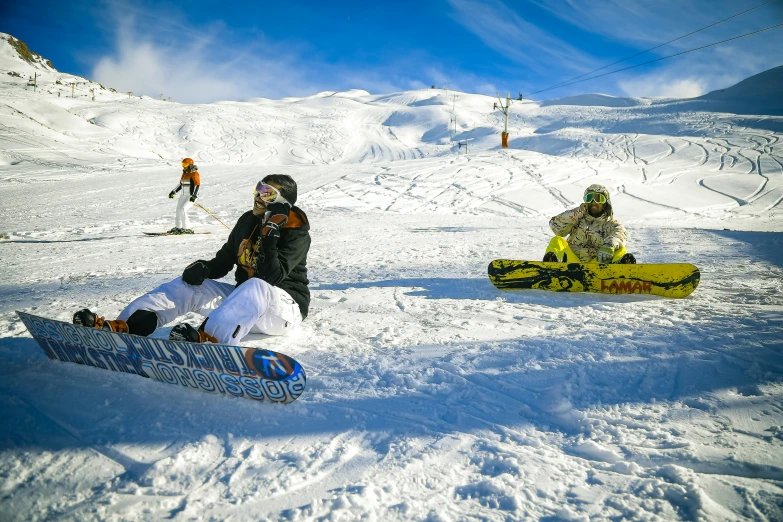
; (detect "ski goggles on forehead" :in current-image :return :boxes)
[254,182,280,203]
[584,192,607,204]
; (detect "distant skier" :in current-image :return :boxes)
[543,184,635,264]
[168,158,201,234]
[74,175,311,344]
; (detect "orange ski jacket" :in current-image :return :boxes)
[172,169,201,197]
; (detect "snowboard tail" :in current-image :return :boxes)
[488,260,700,298]
[16,312,306,404]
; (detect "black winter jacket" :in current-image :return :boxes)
[202,207,311,318]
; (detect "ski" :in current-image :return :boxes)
[16,311,306,404]
[488,260,700,299]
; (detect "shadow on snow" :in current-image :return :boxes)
[2,305,781,480]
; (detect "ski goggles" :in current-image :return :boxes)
[254,182,281,203]
[584,192,607,204]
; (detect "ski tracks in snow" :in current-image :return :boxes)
[2,77,783,520]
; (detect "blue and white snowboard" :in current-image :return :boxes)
[16,311,306,404]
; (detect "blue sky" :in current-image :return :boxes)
[2,0,782,102]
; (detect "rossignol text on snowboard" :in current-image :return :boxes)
[16,311,306,404]
[488,260,700,298]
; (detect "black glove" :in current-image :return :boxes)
[189,195,197,202]
[169,191,176,199]
[261,202,291,239]
[182,260,210,285]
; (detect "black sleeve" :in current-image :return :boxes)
[191,185,199,197]
[255,231,310,286]
[204,227,239,279]
[173,183,183,193]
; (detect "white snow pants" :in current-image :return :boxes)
[117,277,302,344]
[175,189,193,229]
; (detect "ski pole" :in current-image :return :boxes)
[193,202,230,230]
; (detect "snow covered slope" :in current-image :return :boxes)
[1,34,782,521]
[539,93,647,107]
[684,65,783,116]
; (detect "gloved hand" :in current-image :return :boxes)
[576,203,587,217]
[182,260,210,285]
[189,195,197,202]
[261,202,291,239]
[596,246,614,264]
[169,191,176,199]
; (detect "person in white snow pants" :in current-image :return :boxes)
[168,158,202,233]
[117,277,301,344]
[175,189,194,230]
[72,174,311,345]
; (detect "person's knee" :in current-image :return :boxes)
[239,277,275,299]
[126,309,158,336]
[611,246,627,263]
[173,276,202,291]
[243,277,268,289]
[547,236,568,250]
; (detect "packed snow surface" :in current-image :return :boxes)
[1,33,782,521]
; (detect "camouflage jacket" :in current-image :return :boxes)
[548,185,627,262]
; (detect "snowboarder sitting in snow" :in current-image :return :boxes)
[167,158,201,234]
[543,184,635,264]
[73,174,310,345]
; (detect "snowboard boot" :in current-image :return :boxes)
[73,308,129,333]
[616,253,637,264]
[542,252,558,262]
[169,323,218,344]
[167,227,181,234]
[181,228,195,234]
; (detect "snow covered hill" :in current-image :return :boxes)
[686,65,783,116]
[1,33,782,521]
[539,93,647,108]
[2,32,782,226]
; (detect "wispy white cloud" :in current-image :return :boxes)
[529,0,711,45]
[91,3,511,102]
[616,38,780,99]
[618,76,706,98]
[92,7,318,103]
[447,0,600,75]
[89,0,783,103]
[524,0,783,99]
[529,0,782,47]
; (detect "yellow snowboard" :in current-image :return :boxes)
[488,260,700,299]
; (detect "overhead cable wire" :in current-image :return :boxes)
[530,0,777,95]
[525,23,783,97]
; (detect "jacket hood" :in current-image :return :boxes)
[283,206,310,231]
[584,184,613,219]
